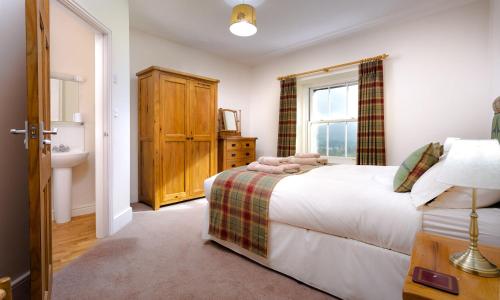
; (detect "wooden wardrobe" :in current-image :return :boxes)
[137,66,218,210]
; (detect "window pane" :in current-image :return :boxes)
[310,123,327,156]
[347,122,357,157]
[311,88,329,121]
[329,86,347,119]
[328,123,345,157]
[347,84,358,118]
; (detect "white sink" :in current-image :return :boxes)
[52,151,89,168]
[51,151,89,223]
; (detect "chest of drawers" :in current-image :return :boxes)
[218,136,257,171]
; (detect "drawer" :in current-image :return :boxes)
[226,159,245,169]
[240,149,255,159]
[227,149,255,160]
[241,140,255,149]
[227,150,240,159]
[226,141,241,150]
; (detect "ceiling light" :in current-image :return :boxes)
[230,4,257,37]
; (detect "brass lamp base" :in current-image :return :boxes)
[450,248,500,277]
[449,188,500,278]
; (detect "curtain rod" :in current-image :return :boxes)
[276,53,389,81]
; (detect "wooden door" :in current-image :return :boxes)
[159,74,189,204]
[26,0,53,298]
[187,81,216,197]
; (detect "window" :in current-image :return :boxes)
[308,82,358,159]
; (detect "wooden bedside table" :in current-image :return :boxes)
[403,232,500,300]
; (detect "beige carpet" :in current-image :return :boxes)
[53,199,335,299]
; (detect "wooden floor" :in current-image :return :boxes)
[52,213,97,272]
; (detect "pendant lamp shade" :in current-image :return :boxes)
[230,4,257,37]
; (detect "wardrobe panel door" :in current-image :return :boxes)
[188,81,215,197]
[189,141,211,197]
[190,82,214,139]
[160,75,187,138]
[161,141,187,201]
[159,74,188,201]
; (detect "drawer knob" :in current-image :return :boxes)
[232,153,236,157]
[231,164,236,167]
[246,143,250,146]
[246,153,250,156]
[232,144,236,147]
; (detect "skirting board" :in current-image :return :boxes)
[12,271,30,287]
[11,271,30,299]
[72,203,96,217]
[111,206,132,235]
[51,203,96,221]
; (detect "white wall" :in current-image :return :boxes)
[492,0,500,97]
[0,0,30,294]
[129,29,252,203]
[51,0,96,217]
[248,0,492,165]
[74,0,131,233]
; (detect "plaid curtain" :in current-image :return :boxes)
[356,60,386,165]
[277,78,297,157]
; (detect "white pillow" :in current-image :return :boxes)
[428,187,500,209]
[410,159,453,207]
[443,137,460,154]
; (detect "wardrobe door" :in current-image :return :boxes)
[187,81,216,197]
[159,74,189,203]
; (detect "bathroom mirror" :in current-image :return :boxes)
[218,108,241,137]
[50,75,82,123]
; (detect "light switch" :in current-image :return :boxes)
[113,109,119,118]
[113,74,118,84]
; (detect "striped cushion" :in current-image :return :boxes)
[393,143,443,193]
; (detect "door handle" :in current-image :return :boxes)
[0,277,12,300]
[40,121,57,148]
[9,121,28,150]
[43,128,58,135]
[9,128,26,134]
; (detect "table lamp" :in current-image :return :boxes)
[438,139,500,277]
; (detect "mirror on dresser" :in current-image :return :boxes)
[50,73,84,124]
[217,108,257,172]
[218,108,240,136]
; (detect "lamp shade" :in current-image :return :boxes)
[230,4,257,37]
[438,140,500,190]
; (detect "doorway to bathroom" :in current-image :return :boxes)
[49,0,112,272]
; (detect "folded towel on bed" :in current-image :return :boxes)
[257,156,288,166]
[247,162,301,174]
[294,152,321,158]
[287,157,328,166]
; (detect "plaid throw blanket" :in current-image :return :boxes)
[208,167,290,258]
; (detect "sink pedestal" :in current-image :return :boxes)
[51,151,89,224]
[53,168,72,224]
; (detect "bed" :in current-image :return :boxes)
[201,164,500,300]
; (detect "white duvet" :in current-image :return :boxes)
[205,165,423,255]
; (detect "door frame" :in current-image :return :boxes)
[57,0,113,238]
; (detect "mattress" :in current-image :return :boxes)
[422,206,500,247]
[205,165,422,255]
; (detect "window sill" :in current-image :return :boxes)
[326,156,356,165]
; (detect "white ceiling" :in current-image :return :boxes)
[129,0,475,65]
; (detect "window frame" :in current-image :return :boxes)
[307,80,358,162]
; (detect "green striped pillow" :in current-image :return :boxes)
[393,143,443,193]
